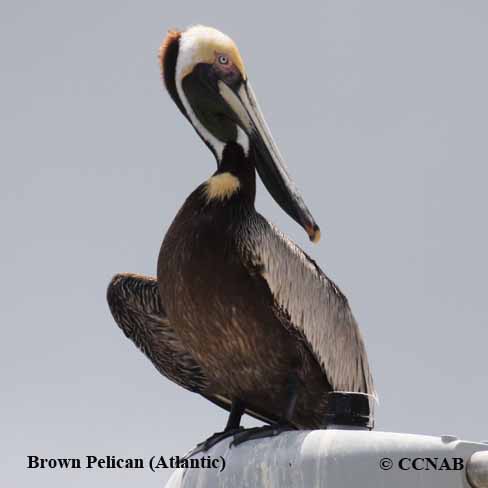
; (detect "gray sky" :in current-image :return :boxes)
[2,1,487,486]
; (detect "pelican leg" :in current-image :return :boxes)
[185,400,247,457]
[285,374,299,421]
[225,399,245,430]
[230,374,299,447]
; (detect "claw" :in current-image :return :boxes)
[184,427,246,458]
[230,424,295,447]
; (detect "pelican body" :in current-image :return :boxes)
[108,25,374,433]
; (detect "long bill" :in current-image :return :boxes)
[218,80,321,243]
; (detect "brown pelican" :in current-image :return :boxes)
[108,25,374,447]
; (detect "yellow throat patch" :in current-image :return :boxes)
[204,172,240,202]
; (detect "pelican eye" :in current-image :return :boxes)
[217,54,229,65]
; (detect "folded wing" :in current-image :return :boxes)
[107,273,208,392]
[240,216,375,398]
[107,272,278,424]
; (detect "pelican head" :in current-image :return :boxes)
[159,25,320,243]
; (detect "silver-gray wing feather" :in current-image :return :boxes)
[240,216,375,397]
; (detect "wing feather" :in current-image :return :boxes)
[106,272,278,424]
[107,273,208,392]
[240,217,375,397]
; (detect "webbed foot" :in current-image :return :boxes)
[230,424,295,447]
[185,427,246,458]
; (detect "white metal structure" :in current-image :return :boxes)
[165,430,488,488]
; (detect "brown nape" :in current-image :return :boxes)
[158,29,186,116]
[158,29,181,75]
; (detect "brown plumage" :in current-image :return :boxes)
[108,25,375,434]
[157,147,333,428]
[107,272,279,425]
